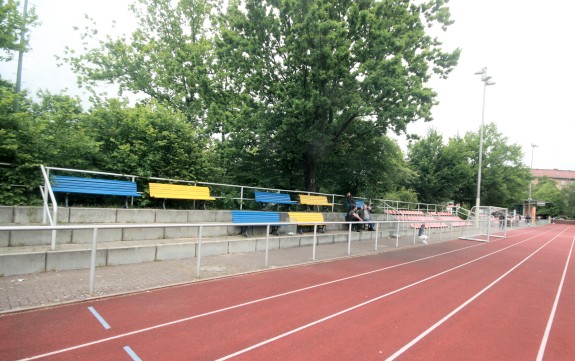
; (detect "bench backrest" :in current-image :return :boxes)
[254,191,297,205]
[231,210,281,223]
[288,212,325,223]
[299,195,333,206]
[149,183,215,200]
[354,200,364,209]
[51,175,140,197]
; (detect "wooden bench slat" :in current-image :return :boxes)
[287,212,324,223]
[51,175,141,197]
[298,195,333,206]
[288,211,326,233]
[231,210,281,223]
[231,210,281,236]
[149,183,215,200]
[254,191,297,205]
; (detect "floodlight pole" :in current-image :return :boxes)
[474,67,495,227]
[527,144,538,224]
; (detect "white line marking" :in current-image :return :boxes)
[88,306,111,330]
[216,230,557,360]
[536,235,575,361]
[386,229,569,360]
[124,346,143,361]
[19,228,556,361]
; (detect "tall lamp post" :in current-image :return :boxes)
[474,67,495,226]
[527,144,538,224]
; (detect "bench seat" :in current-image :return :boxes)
[254,191,297,205]
[231,210,281,236]
[149,183,215,209]
[50,175,140,207]
[299,195,333,206]
[51,175,140,197]
[287,212,326,233]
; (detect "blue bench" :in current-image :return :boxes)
[231,210,281,237]
[50,175,141,207]
[254,191,297,209]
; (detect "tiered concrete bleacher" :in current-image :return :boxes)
[428,211,472,227]
[385,209,449,228]
[0,206,382,276]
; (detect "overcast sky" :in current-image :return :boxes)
[1,0,573,171]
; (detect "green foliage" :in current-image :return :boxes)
[0,0,38,61]
[460,123,530,208]
[218,0,460,191]
[533,177,565,217]
[381,187,419,205]
[561,183,575,219]
[407,129,471,204]
[86,99,212,180]
[62,0,218,124]
[62,0,459,193]
[321,121,415,197]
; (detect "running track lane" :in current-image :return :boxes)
[0,224,572,360]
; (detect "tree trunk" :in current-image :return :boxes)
[303,149,318,192]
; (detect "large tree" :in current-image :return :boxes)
[407,129,471,204]
[462,123,530,208]
[217,0,460,191]
[64,0,459,193]
[63,0,221,124]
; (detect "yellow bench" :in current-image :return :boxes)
[288,212,326,233]
[149,183,215,209]
[299,195,334,211]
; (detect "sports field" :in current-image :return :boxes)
[1,224,573,360]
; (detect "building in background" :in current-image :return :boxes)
[531,169,575,189]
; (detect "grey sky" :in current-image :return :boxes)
[1,0,573,171]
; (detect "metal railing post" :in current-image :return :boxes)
[265,225,270,267]
[196,225,203,278]
[89,227,98,294]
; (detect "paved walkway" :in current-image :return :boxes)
[0,238,393,314]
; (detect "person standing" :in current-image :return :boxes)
[498,213,505,229]
[344,192,356,212]
[418,223,428,244]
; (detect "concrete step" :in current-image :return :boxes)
[0,206,408,276]
[0,231,385,276]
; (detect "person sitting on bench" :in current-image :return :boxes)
[346,204,363,232]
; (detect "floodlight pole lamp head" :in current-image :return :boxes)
[474,67,495,226]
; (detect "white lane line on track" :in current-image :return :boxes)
[215,228,561,361]
[385,228,570,361]
[87,306,111,330]
[19,227,555,361]
[536,235,575,361]
[123,346,143,361]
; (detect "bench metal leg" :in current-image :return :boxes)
[240,226,249,237]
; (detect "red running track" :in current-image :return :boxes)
[1,224,574,360]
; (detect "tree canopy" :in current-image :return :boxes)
[0,0,37,61]
[63,0,460,192]
[3,0,561,217]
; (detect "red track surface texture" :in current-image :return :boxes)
[1,224,574,360]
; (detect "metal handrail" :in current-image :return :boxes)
[1,218,485,293]
[41,165,453,216]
